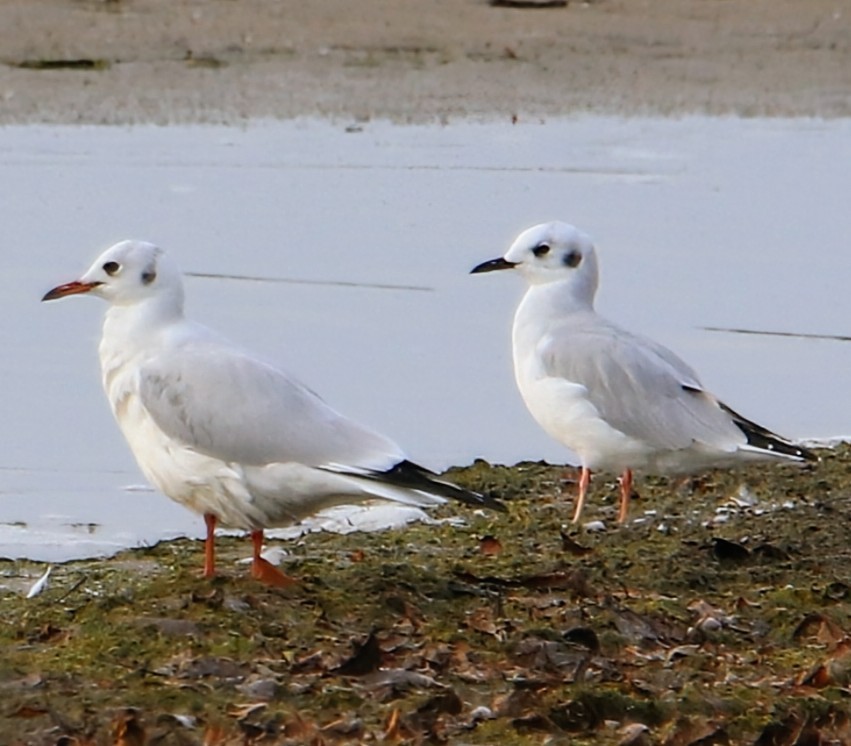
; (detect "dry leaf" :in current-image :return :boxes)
[479,535,503,555]
[112,708,145,746]
[334,632,382,676]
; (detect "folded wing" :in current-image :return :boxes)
[539,315,745,453]
[138,340,404,471]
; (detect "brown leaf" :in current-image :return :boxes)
[792,613,846,647]
[660,716,727,746]
[479,535,503,555]
[280,711,318,740]
[228,702,267,721]
[112,708,145,746]
[10,703,49,718]
[29,622,67,644]
[512,713,559,733]
[798,662,832,688]
[797,644,851,688]
[321,717,364,740]
[492,688,543,718]
[203,725,230,746]
[619,723,652,746]
[291,650,326,674]
[383,708,407,742]
[465,607,505,639]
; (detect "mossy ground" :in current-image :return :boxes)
[2,445,851,745]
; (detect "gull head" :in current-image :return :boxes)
[471,221,599,298]
[42,240,184,308]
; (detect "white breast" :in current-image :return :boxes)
[511,289,654,473]
[99,332,269,530]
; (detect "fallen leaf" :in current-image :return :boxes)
[619,722,652,746]
[112,708,145,746]
[321,716,364,740]
[10,703,49,718]
[334,631,382,676]
[479,535,503,555]
[512,712,559,733]
[383,708,405,742]
[792,613,846,647]
[465,607,506,639]
[560,529,593,556]
[228,702,267,721]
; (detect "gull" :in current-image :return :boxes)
[471,221,816,523]
[43,240,504,586]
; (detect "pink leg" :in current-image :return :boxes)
[571,466,592,523]
[203,513,217,578]
[250,530,297,588]
[618,469,633,524]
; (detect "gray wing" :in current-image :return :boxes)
[539,314,743,451]
[137,340,404,469]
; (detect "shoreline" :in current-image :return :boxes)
[2,0,849,125]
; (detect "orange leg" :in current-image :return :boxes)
[617,469,634,524]
[250,530,297,588]
[203,513,217,578]
[571,466,592,523]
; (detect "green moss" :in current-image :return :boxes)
[2,444,851,742]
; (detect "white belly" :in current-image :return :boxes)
[111,387,270,529]
[518,371,655,472]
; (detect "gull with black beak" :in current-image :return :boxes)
[472,221,816,523]
[43,240,504,586]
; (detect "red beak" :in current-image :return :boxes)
[41,280,101,302]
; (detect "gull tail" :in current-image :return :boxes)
[719,403,818,462]
[323,459,507,513]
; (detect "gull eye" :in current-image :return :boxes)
[532,244,550,258]
[102,261,120,276]
[564,250,582,268]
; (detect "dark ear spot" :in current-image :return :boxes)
[564,250,582,268]
[141,268,156,285]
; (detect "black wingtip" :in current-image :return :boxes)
[361,459,507,513]
[719,402,818,462]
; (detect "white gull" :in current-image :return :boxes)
[472,221,815,523]
[43,240,503,585]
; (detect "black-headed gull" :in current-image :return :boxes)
[43,240,504,585]
[472,221,815,523]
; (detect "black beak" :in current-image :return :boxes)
[470,257,517,274]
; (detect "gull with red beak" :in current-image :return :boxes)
[43,240,504,586]
[472,221,816,524]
